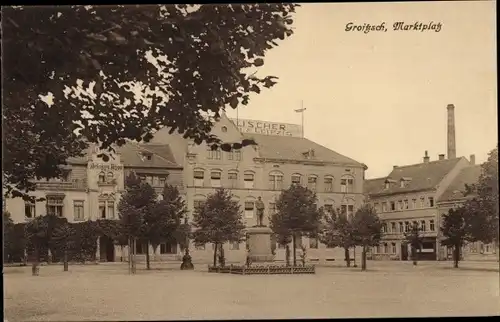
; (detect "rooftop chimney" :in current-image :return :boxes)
[470,154,475,165]
[423,150,430,163]
[393,165,398,169]
[447,104,457,159]
[438,154,445,161]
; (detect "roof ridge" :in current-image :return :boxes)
[391,157,461,170]
[132,142,179,166]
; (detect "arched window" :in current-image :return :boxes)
[291,173,302,186]
[324,175,334,192]
[269,170,284,191]
[324,199,335,214]
[228,170,239,189]
[340,197,355,219]
[98,171,106,183]
[340,174,355,193]
[308,174,318,191]
[243,171,255,189]
[106,172,114,182]
[193,194,206,212]
[210,169,222,188]
[193,168,205,187]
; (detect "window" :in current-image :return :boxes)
[25,201,36,219]
[384,243,389,254]
[207,147,221,160]
[46,196,64,217]
[381,223,387,233]
[340,176,354,193]
[412,199,417,209]
[391,222,396,233]
[73,200,85,221]
[210,170,222,188]
[160,242,177,254]
[194,199,204,211]
[428,197,434,207]
[404,200,409,209]
[309,237,318,249]
[229,242,240,250]
[374,203,379,213]
[324,176,334,192]
[420,220,426,231]
[98,200,115,219]
[392,243,397,254]
[269,202,276,216]
[228,171,238,188]
[106,172,114,182]
[98,172,106,183]
[308,175,318,191]
[244,172,255,189]
[419,197,425,208]
[429,220,435,231]
[341,204,354,219]
[390,201,396,211]
[221,126,228,132]
[376,245,380,253]
[244,201,255,219]
[324,203,334,214]
[399,222,404,233]
[291,174,302,186]
[269,171,284,190]
[382,202,388,212]
[405,221,410,232]
[397,200,403,210]
[234,150,242,161]
[136,241,148,255]
[159,176,166,187]
[193,169,204,187]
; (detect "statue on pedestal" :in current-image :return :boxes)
[255,197,265,227]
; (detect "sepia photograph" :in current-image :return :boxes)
[2,1,498,320]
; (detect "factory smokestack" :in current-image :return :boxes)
[447,104,456,159]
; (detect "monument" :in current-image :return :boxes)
[246,197,274,263]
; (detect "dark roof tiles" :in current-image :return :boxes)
[439,165,482,202]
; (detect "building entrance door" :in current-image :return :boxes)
[100,236,115,262]
[401,243,408,261]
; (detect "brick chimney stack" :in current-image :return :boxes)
[470,154,476,165]
[423,150,430,163]
[438,154,445,160]
[447,104,457,159]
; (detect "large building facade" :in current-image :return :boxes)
[5,141,184,262]
[152,114,367,264]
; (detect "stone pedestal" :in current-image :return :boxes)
[247,226,274,262]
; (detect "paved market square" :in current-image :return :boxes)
[4,261,499,320]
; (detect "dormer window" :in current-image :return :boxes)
[141,152,152,161]
[385,181,390,189]
[302,149,315,159]
[400,180,405,188]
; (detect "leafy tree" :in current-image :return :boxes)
[319,207,356,267]
[465,146,499,247]
[176,218,194,270]
[51,221,75,271]
[271,185,322,266]
[404,222,423,266]
[440,207,479,268]
[192,188,245,267]
[71,220,99,262]
[25,216,49,276]
[118,172,157,273]
[351,204,382,271]
[3,212,15,263]
[142,184,187,269]
[2,4,299,199]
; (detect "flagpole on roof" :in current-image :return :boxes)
[294,101,306,138]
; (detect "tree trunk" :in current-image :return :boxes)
[145,240,151,270]
[213,243,218,267]
[128,238,132,274]
[131,238,137,274]
[361,245,367,271]
[32,245,40,276]
[285,245,290,266]
[63,250,68,271]
[292,234,297,266]
[453,243,460,268]
[344,247,351,267]
[412,246,417,266]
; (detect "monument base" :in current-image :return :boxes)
[247,226,274,263]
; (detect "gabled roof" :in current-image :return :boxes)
[67,142,182,169]
[364,177,387,195]
[367,158,464,196]
[439,165,482,202]
[242,133,364,167]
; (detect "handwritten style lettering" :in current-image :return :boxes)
[393,21,442,32]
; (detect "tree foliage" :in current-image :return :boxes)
[319,207,356,267]
[351,204,382,271]
[271,184,322,266]
[192,188,245,267]
[404,222,423,265]
[2,4,299,198]
[464,146,499,245]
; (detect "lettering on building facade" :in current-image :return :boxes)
[230,118,302,137]
[88,163,124,171]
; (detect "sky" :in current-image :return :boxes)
[225,1,497,179]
